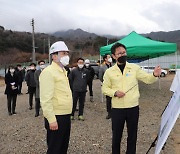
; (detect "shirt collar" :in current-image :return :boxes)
[51,61,65,72]
[113,62,131,70]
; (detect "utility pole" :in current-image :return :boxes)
[43,38,46,54]
[31,18,36,62]
[107,37,109,45]
[79,49,82,57]
[48,37,51,64]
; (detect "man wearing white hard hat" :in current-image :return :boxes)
[84,59,95,102]
[40,41,72,154]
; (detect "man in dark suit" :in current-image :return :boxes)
[84,59,95,102]
[69,58,89,121]
[25,63,36,110]
[15,64,24,95]
[34,60,46,117]
[99,54,113,119]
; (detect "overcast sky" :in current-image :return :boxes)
[1,0,180,36]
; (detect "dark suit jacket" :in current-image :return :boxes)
[4,72,18,95]
[34,69,42,98]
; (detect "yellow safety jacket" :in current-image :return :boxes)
[102,62,157,108]
[40,61,72,123]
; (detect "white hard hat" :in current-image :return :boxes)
[49,41,69,54]
[85,59,90,64]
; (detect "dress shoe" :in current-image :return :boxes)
[35,114,39,117]
[106,114,111,119]
[90,96,94,102]
[29,106,32,110]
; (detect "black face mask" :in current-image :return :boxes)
[117,56,127,64]
[31,69,36,72]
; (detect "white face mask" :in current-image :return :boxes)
[30,66,35,70]
[18,67,22,71]
[108,57,112,63]
[85,64,90,67]
[40,64,46,69]
[78,64,84,69]
[59,55,70,66]
[10,69,15,73]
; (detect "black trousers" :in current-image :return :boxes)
[87,81,93,96]
[35,98,40,115]
[7,94,17,113]
[45,115,71,154]
[18,82,22,94]
[112,106,139,154]
[28,86,36,107]
[106,96,112,115]
[72,91,86,116]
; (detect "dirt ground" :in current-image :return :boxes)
[0,74,180,154]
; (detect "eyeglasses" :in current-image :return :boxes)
[39,63,45,65]
[115,52,127,56]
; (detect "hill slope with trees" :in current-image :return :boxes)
[0,26,180,66]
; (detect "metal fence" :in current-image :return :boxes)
[0,59,49,77]
[138,53,180,69]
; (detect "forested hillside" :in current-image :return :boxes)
[0,26,180,65]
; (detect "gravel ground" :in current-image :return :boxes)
[0,74,180,154]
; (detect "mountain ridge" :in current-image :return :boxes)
[0,26,180,65]
[52,28,97,40]
[52,28,180,44]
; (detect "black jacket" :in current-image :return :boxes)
[15,69,24,83]
[85,66,95,82]
[69,67,89,92]
[64,66,70,77]
[25,70,36,87]
[4,72,18,95]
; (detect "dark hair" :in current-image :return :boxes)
[29,63,36,67]
[111,43,126,55]
[8,65,15,69]
[103,54,111,61]
[17,64,22,67]
[77,57,84,62]
[38,60,45,65]
[7,65,15,73]
[51,52,58,55]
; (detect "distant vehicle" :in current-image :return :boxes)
[169,68,180,73]
[140,66,168,77]
[90,63,99,79]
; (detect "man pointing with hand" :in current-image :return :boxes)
[102,43,161,154]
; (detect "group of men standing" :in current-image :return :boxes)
[4,40,162,154]
[4,61,47,117]
[23,61,46,117]
[37,40,162,154]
